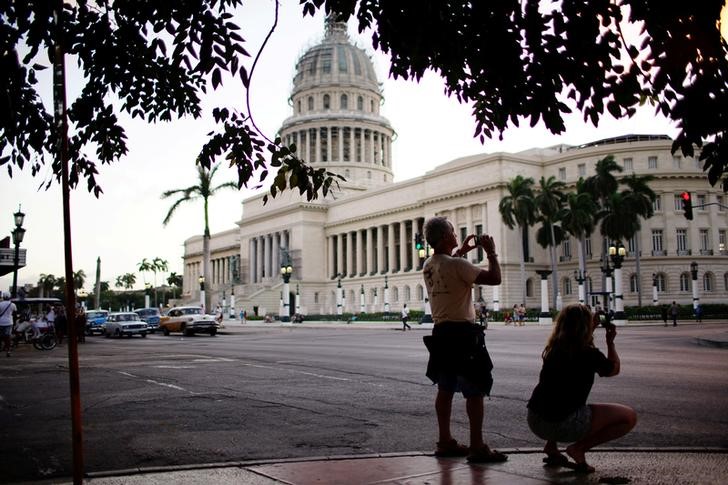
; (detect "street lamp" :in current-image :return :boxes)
[198,275,205,312]
[690,261,699,310]
[336,273,343,316]
[608,241,627,324]
[144,283,152,309]
[573,269,587,304]
[11,206,26,298]
[383,275,390,315]
[651,273,659,306]
[279,255,293,322]
[360,284,365,313]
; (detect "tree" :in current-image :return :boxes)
[534,176,566,308]
[561,182,598,295]
[302,1,728,189]
[72,270,85,294]
[167,272,183,300]
[115,273,136,291]
[161,163,236,311]
[151,257,169,306]
[38,273,57,298]
[498,175,537,306]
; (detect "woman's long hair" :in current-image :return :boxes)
[542,304,595,359]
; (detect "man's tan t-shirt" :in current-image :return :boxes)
[423,254,481,324]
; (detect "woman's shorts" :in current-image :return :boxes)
[527,405,592,443]
[436,371,486,398]
[0,325,12,337]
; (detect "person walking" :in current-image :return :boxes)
[401,304,411,331]
[527,304,637,474]
[422,216,506,463]
[0,293,17,357]
[54,305,67,345]
[670,301,679,327]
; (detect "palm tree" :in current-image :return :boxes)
[535,176,566,308]
[137,258,154,285]
[38,273,57,298]
[167,272,183,300]
[148,257,169,306]
[162,163,237,310]
[561,181,598,299]
[115,273,136,290]
[499,175,537,306]
[73,270,86,294]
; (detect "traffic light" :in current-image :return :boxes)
[681,191,693,220]
[415,233,426,259]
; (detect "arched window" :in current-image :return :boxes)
[563,278,572,295]
[345,169,350,179]
[297,100,301,113]
[323,94,330,110]
[367,171,372,179]
[357,96,363,110]
[307,96,314,111]
[656,273,666,292]
[340,94,348,110]
[393,287,399,302]
[629,274,639,293]
[370,100,374,112]
[703,273,714,292]
[680,273,690,292]
[404,286,411,301]
[416,285,424,301]
[526,278,533,297]
[724,272,728,291]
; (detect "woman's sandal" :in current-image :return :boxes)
[434,439,469,457]
[467,446,508,463]
[542,453,571,467]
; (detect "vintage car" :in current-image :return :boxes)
[104,312,148,338]
[158,306,218,336]
[86,309,109,335]
[134,307,161,333]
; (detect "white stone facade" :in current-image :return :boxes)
[182,20,728,317]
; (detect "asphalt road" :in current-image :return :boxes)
[1,323,727,482]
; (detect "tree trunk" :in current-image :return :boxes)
[203,231,211,312]
[635,231,642,306]
[520,225,527,306]
[549,224,558,309]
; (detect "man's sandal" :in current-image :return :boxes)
[434,439,469,457]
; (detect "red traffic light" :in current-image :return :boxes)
[681,191,693,220]
[681,191,690,201]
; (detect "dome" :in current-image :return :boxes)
[291,18,380,97]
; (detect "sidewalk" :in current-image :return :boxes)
[34,449,728,484]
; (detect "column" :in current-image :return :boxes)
[264,234,272,279]
[336,234,344,277]
[366,227,374,275]
[387,222,396,273]
[399,221,407,272]
[256,236,263,282]
[272,232,280,273]
[355,230,363,276]
[359,128,365,163]
[465,204,473,246]
[328,235,336,278]
[377,225,386,274]
[369,130,375,165]
[345,231,354,277]
[338,126,344,162]
[537,270,552,325]
[349,127,355,162]
[315,127,321,163]
[326,126,332,162]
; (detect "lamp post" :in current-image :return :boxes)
[11,206,26,298]
[336,274,343,316]
[651,273,659,306]
[144,283,152,309]
[574,269,587,304]
[295,284,301,315]
[608,241,627,325]
[373,287,378,312]
[690,261,699,310]
[536,270,552,325]
[599,251,613,313]
[198,275,205,313]
[279,256,293,322]
[383,275,390,315]
[360,284,365,313]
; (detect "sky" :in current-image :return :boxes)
[5,1,722,293]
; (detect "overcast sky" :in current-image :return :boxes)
[7,1,714,293]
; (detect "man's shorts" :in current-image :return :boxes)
[527,405,592,443]
[436,371,486,398]
[0,325,12,337]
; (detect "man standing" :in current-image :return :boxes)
[670,301,679,327]
[401,304,411,331]
[0,293,17,357]
[422,216,506,463]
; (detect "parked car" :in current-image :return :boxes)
[104,312,148,338]
[158,306,218,336]
[85,309,109,335]
[134,308,161,333]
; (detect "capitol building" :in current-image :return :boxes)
[181,18,728,318]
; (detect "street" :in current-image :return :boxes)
[1,323,727,482]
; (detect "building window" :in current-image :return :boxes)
[629,274,639,293]
[578,163,586,177]
[627,236,636,254]
[699,229,710,251]
[724,272,728,291]
[674,193,684,211]
[672,155,682,169]
[719,230,727,253]
[655,273,666,292]
[623,157,633,171]
[717,195,725,211]
[680,273,690,291]
[526,278,533,297]
[357,96,363,110]
[697,193,706,208]
[676,229,688,252]
[703,273,713,292]
[563,278,572,295]
[340,94,348,110]
[314,292,319,304]
[404,286,411,301]
[345,169,350,178]
[562,238,571,258]
[695,157,702,169]
[370,100,374,112]
[416,285,424,300]
[652,194,662,212]
[323,94,330,110]
[558,167,566,180]
[585,237,592,257]
[393,286,399,302]
[367,170,371,179]
[308,96,314,111]
[648,156,658,169]
[297,100,301,113]
[651,230,663,252]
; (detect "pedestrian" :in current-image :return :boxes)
[55,305,67,345]
[422,216,507,463]
[0,292,17,357]
[527,304,637,474]
[401,304,411,331]
[75,306,87,343]
[660,305,668,326]
[670,301,679,327]
[694,303,702,323]
[512,304,519,326]
[215,305,223,325]
[518,304,527,326]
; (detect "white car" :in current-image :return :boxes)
[159,306,219,336]
[104,312,148,338]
